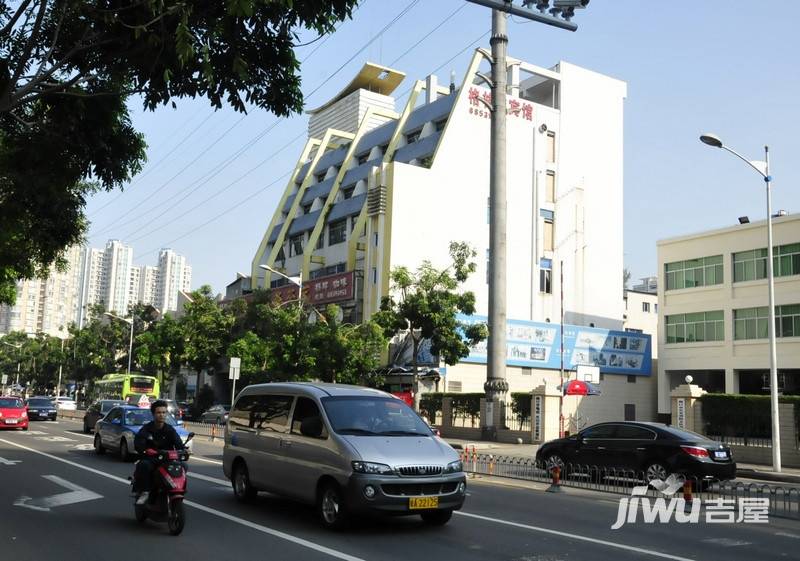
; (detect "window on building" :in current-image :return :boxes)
[342,187,354,200]
[665,310,724,343]
[328,220,347,245]
[373,233,379,246]
[302,204,312,215]
[541,209,554,251]
[372,267,377,284]
[435,119,447,132]
[357,154,368,165]
[546,131,556,162]
[655,303,658,313]
[665,255,723,290]
[315,232,324,250]
[642,302,650,313]
[545,172,555,203]
[405,130,421,144]
[290,235,304,257]
[315,172,326,183]
[734,243,800,282]
[625,328,643,333]
[623,404,636,421]
[733,306,769,340]
[539,258,552,294]
[627,376,637,384]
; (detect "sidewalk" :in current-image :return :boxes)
[442,437,800,485]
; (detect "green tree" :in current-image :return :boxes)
[181,285,234,384]
[0,0,359,304]
[70,304,129,382]
[373,242,489,400]
[135,313,184,397]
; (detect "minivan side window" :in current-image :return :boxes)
[230,395,259,429]
[291,397,328,440]
[254,395,293,432]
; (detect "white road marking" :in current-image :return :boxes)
[14,475,103,512]
[0,438,365,561]
[188,472,230,490]
[775,532,800,539]
[72,444,95,451]
[19,430,47,435]
[191,455,223,465]
[34,436,75,442]
[702,538,752,547]
[455,511,697,561]
[0,456,21,465]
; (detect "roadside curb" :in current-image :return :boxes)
[736,468,800,485]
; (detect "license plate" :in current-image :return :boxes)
[409,496,439,510]
[714,451,727,459]
[5,419,18,424]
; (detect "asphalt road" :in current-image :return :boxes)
[1,419,799,561]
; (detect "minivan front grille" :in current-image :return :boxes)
[381,482,458,497]
[397,465,443,477]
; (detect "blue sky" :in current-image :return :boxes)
[84,0,800,295]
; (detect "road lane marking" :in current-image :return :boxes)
[702,538,751,547]
[14,475,103,511]
[34,436,75,442]
[188,472,230,488]
[455,511,697,561]
[0,456,21,465]
[191,455,223,465]
[0,438,365,561]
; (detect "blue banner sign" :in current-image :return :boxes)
[456,314,652,376]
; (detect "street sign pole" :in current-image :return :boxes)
[229,357,241,407]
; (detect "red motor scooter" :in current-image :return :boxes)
[130,433,194,535]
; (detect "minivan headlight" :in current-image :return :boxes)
[351,461,394,475]
[444,460,463,474]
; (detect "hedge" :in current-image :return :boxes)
[699,393,800,439]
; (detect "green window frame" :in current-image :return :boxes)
[734,243,800,282]
[666,310,724,343]
[733,304,800,340]
[665,255,723,290]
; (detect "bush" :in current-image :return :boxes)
[699,393,800,439]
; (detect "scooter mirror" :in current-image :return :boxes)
[186,432,195,441]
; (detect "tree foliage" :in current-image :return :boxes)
[0,0,358,304]
[180,285,234,376]
[373,241,488,367]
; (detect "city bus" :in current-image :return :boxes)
[91,373,160,402]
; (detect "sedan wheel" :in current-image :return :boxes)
[645,462,668,482]
[546,454,566,474]
[94,434,105,455]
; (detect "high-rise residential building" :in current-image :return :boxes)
[101,240,134,315]
[128,266,141,309]
[77,247,105,327]
[138,265,159,306]
[156,249,192,312]
[0,245,83,337]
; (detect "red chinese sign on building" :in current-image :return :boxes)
[270,271,355,306]
[308,271,355,305]
[467,87,533,121]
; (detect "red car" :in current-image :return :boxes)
[0,396,29,430]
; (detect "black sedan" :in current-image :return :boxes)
[535,421,736,483]
[82,399,126,433]
[25,397,58,421]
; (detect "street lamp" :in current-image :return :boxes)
[699,132,780,473]
[1,340,22,388]
[105,312,134,374]
[259,264,303,311]
[54,327,68,399]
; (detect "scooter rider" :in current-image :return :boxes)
[133,400,186,504]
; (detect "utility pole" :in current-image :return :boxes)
[465,1,586,440]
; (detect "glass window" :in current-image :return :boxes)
[545,172,555,203]
[546,131,556,162]
[321,396,431,436]
[405,130,421,144]
[540,268,552,294]
[251,395,293,433]
[543,215,554,252]
[642,302,650,312]
[666,310,724,343]
[230,395,259,429]
[615,425,656,440]
[290,235,303,257]
[291,397,328,439]
[581,424,616,439]
[664,255,724,290]
[328,220,347,245]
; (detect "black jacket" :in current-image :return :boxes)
[134,421,185,454]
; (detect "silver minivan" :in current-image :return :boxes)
[222,382,466,529]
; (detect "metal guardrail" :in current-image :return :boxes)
[708,435,772,448]
[182,421,226,441]
[458,451,800,520]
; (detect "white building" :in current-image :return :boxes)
[101,240,134,314]
[128,266,141,309]
[77,247,105,326]
[156,249,192,312]
[251,56,653,422]
[657,213,800,418]
[138,265,159,306]
[632,276,658,294]
[0,245,83,336]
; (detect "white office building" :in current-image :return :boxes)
[657,213,800,418]
[156,249,192,312]
[138,265,159,306]
[251,55,654,422]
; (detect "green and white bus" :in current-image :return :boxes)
[92,373,160,402]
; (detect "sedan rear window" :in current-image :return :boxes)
[27,399,52,407]
[0,398,23,408]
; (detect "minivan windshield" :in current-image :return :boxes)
[321,396,432,436]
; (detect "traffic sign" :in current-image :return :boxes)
[137,394,150,408]
[229,357,241,380]
[1,374,7,385]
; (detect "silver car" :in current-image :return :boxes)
[222,383,466,529]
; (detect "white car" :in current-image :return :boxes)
[54,397,77,411]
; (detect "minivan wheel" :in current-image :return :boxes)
[318,482,349,531]
[421,509,453,526]
[645,461,668,482]
[83,420,90,433]
[120,440,131,462]
[232,462,257,502]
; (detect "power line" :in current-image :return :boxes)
[388,3,467,67]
